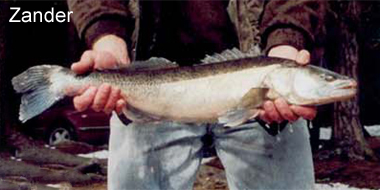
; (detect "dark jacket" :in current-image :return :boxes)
[67,0,326,65]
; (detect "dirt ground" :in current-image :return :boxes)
[2,137,380,190]
[313,137,380,189]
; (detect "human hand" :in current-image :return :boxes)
[258,45,317,123]
[66,35,130,114]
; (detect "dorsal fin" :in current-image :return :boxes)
[201,47,262,64]
[102,57,178,73]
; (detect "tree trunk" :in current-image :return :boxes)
[329,1,377,160]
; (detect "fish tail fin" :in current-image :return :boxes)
[12,65,72,123]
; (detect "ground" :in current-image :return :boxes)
[1,134,380,190]
[313,137,380,189]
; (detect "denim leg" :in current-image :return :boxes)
[213,119,315,190]
[108,113,206,190]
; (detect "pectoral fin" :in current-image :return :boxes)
[218,88,268,127]
[239,87,269,109]
[218,109,260,127]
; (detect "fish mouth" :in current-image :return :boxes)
[300,79,357,106]
[315,79,358,105]
[334,79,357,98]
[333,79,357,99]
[338,79,357,90]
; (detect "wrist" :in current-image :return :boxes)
[263,28,309,54]
[93,34,126,50]
[83,18,129,48]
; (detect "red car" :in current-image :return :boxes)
[24,98,111,145]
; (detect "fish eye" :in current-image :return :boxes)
[320,74,335,82]
[325,75,335,81]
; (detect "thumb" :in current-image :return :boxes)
[93,51,120,70]
[295,50,310,65]
[116,49,131,65]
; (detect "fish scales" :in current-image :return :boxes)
[81,56,286,85]
[67,57,282,123]
[12,51,357,126]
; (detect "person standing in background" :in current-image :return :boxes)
[67,0,326,189]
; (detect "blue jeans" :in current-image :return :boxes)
[108,113,315,190]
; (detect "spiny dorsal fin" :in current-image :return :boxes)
[201,47,262,64]
[103,57,178,73]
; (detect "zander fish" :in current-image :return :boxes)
[12,49,357,126]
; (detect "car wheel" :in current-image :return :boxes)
[47,123,76,145]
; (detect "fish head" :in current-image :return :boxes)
[267,64,357,106]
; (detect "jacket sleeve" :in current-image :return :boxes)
[260,0,326,53]
[67,0,135,47]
